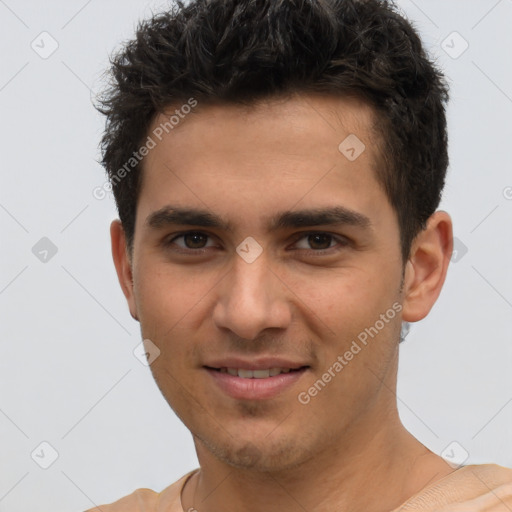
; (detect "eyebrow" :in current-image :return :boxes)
[146,205,372,233]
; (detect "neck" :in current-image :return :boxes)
[182,407,454,512]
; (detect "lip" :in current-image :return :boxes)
[205,366,309,400]
[203,357,307,371]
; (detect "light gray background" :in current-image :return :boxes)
[0,0,511,510]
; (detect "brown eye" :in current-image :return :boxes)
[165,231,216,253]
[306,233,334,250]
[292,232,349,254]
[182,232,208,249]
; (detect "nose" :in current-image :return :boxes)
[212,249,292,341]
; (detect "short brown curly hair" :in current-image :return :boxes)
[96,0,449,263]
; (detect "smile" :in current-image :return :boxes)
[211,367,304,378]
[205,366,309,400]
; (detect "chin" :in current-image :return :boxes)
[195,430,313,473]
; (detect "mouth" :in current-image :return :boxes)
[205,366,308,378]
[204,365,310,400]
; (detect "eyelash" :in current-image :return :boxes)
[163,231,349,256]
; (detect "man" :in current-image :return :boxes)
[88,0,512,510]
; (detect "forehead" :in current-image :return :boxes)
[136,93,392,234]
[147,92,379,159]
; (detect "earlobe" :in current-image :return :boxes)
[401,211,453,323]
[110,219,139,321]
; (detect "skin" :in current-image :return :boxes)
[111,93,455,512]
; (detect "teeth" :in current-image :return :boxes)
[221,367,297,378]
[253,369,270,378]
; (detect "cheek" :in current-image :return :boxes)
[294,267,385,324]
[298,265,401,359]
[132,263,220,380]
[134,262,211,329]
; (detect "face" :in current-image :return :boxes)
[117,93,409,471]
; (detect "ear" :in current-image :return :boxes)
[110,219,139,321]
[401,210,453,322]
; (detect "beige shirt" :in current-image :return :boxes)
[86,464,512,511]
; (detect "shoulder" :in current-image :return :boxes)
[84,468,200,512]
[395,463,512,511]
[465,463,512,485]
[84,488,158,512]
